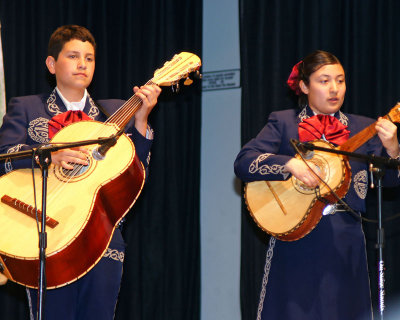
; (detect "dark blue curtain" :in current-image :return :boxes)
[0,1,202,319]
[239,1,400,319]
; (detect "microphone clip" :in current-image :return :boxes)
[290,139,314,160]
[92,127,125,161]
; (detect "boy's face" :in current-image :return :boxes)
[46,39,95,94]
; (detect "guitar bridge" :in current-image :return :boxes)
[1,195,59,228]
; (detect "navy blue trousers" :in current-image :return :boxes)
[258,212,373,320]
[27,230,125,320]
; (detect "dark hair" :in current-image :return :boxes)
[48,25,96,60]
[297,50,342,106]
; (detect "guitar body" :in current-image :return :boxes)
[245,140,351,241]
[0,121,145,288]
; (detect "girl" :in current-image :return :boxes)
[234,50,400,320]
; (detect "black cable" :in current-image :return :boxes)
[31,147,41,234]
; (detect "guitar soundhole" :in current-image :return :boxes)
[61,160,90,177]
[292,156,329,194]
[54,155,95,182]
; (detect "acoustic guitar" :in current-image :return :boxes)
[245,103,400,241]
[0,52,201,288]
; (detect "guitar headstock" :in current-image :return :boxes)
[151,52,201,87]
[387,102,400,123]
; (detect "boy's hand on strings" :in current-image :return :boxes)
[50,147,90,170]
[133,85,161,136]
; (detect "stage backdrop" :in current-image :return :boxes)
[0,1,202,319]
[239,1,400,319]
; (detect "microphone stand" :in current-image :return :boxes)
[371,164,385,320]
[36,147,51,320]
[291,139,400,319]
[0,131,123,320]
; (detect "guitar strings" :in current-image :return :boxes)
[106,80,154,127]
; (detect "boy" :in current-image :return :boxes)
[0,25,161,319]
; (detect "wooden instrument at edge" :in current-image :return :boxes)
[0,52,201,288]
[245,104,400,241]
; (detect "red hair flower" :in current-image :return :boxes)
[287,60,303,95]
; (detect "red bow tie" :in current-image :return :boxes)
[298,114,350,145]
[48,110,93,139]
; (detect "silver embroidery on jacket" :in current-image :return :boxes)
[103,248,125,263]
[28,117,50,143]
[46,90,63,115]
[46,88,100,119]
[87,95,100,119]
[354,170,368,199]
[249,153,289,179]
[298,107,349,126]
[298,107,309,122]
[5,144,26,173]
[338,111,349,126]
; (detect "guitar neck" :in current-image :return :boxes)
[339,114,392,152]
[104,52,201,129]
[107,82,152,129]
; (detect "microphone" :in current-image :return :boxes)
[92,128,125,161]
[290,139,314,160]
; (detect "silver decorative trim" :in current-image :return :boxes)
[5,144,26,173]
[47,88,100,120]
[354,170,368,199]
[87,95,100,119]
[146,151,151,166]
[26,288,35,320]
[28,117,50,143]
[103,248,125,263]
[249,153,289,179]
[338,111,349,126]
[298,107,309,122]
[46,89,63,115]
[146,125,154,140]
[297,107,349,126]
[256,237,276,320]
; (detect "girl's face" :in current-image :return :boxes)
[300,63,346,115]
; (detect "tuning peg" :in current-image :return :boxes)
[172,83,180,93]
[193,70,202,79]
[184,77,193,86]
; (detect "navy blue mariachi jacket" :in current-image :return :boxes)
[234,106,400,213]
[0,89,153,175]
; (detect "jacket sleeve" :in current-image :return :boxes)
[0,97,38,175]
[128,124,153,169]
[234,111,294,182]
